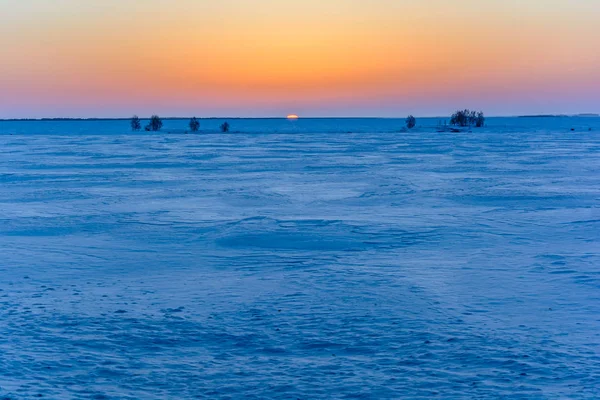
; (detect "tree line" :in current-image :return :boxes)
[130,115,230,133]
[130,110,486,132]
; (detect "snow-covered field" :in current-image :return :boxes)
[1,118,599,399]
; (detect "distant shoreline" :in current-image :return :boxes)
[518,114,599,118]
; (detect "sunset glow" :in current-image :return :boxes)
[1,1,599,118]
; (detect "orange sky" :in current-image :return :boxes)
[1,0,599,117]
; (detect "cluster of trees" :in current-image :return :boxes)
[130,116,231,133]
[450,110,485,127]
[403,110,485,130]
[130,115,162,131]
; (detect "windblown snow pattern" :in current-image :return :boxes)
[1,117,599,399]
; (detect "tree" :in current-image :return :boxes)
[146,115,163,131]
[406,115,416,129]
[475,112,485,127]
[189,117,200,132]
[131,115,141,131]
[220,122,230,133]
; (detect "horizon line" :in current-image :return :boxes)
[1,113,598,122]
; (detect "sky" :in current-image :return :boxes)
[1,0,599,118]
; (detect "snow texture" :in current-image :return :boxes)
[1,117,599,399]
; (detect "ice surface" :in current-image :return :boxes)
[1,118,599,398]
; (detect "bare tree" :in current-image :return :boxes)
[475,112,485,127]
[189,117,200,132]
[131,115,141,131]
[146,115,163,131]
[406,115,416,129]
[220,122,230,133]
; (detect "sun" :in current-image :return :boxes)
[287,114,299,120]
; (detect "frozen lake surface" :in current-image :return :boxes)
[1,118,599,398]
